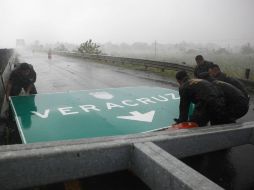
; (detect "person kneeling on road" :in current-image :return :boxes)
[174,70,231,127]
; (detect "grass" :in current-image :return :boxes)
[105,52,254,81]
[97,59,179,79]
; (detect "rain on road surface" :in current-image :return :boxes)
[18,51,177,93]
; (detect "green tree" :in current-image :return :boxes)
[78,39,101,54]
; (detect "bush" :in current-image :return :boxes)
[78,39,101,55]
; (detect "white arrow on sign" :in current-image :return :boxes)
[117,111,155,122]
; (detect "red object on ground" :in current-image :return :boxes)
[171,122,199,129]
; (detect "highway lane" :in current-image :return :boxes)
[18,51,177,93]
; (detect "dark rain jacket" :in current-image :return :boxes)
[215,72,249,100]
[9,64,37,96]
[178,78,225,123]
[9,64,36,87]
[194,61,213,78]
[212,80,249,119]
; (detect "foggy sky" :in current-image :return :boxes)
[0,0,254,48]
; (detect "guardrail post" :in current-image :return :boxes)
[245,68,250,79]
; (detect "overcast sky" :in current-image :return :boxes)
[0,0,254,48]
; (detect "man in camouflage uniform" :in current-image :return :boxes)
[175,70,231,127]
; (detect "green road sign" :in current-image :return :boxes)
[10,86,180,144]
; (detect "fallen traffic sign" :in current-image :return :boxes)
[10,86,180,143]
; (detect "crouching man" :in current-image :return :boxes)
[175,70,231,127]
[6,62,37,99]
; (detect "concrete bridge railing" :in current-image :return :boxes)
[0,121,254,190]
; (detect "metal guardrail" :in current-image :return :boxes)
[54,51,254,87]
[55,51,194,72]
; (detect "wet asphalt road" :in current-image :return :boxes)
[18,51,176,93]
[17,51,254,190]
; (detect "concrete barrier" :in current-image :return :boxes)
[0,50,16,110]
[0,121,253,189]
[131,142,222,190]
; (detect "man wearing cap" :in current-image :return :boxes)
[194,55,214,78]
[6,62,37,100]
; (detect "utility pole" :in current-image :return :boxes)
[154,40,157,57]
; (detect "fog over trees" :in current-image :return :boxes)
[1,0,254,49]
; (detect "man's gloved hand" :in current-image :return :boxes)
[174,118,180,124]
